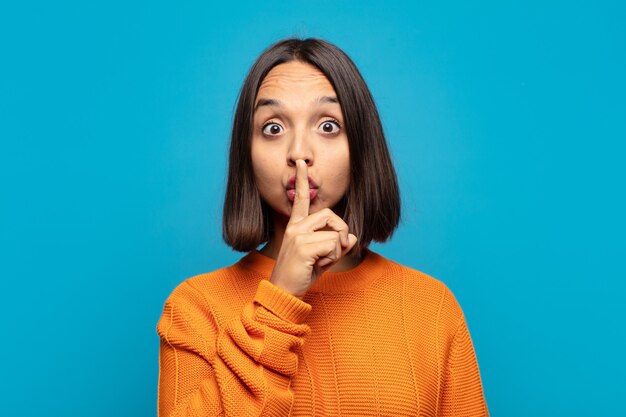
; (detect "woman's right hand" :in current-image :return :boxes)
[270,159,358,299]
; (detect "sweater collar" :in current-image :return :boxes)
[237,247,390,294]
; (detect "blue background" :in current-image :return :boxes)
[1,1,624,416]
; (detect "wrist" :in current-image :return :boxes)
[255,280,311,322]
[269,276,304,300]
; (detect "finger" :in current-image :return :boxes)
[297,208,349,247]
[317,233,358,270]
[343,233,358,255]
[311,238,341,265]
[302,231,357,257]
[296,230,343,245]
[316,257,334,268]
[289,159,310,223]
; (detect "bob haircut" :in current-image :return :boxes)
[222,37,401,258]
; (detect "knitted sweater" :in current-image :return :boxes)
[156,248,488,416]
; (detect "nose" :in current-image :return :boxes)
[286,128,313,167]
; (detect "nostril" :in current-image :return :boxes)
[289,158,311,165]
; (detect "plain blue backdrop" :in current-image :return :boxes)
[1,1,624,416]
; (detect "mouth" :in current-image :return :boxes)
[286,175,318,190]
[286,175,319,202]
[286,188,318,202]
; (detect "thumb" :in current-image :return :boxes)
[345,233,358,253]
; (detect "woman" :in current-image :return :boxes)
[157,37,488,416]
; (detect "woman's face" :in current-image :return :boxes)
[251,60,350,219]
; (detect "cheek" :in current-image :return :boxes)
[334,144,351,177]
[251,151,277,190]
[323,147,351,192]
[339,151,351,190]
[251,142,266,176]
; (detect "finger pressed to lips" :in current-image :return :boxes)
[289,159,310,223]
[289,160,350,247]
[295,159,310,200]
[289,159,319,204]
[286,188,318,203]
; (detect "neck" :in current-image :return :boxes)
[260,211,364,273]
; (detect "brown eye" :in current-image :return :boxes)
[319,119,341,134]
[262,122,283,136]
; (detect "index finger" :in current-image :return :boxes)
[289,159,310,223]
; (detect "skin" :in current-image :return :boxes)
[251,60,361,298]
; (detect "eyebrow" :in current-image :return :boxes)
[254,95,339,112]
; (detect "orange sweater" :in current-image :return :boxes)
[157,248,488,416]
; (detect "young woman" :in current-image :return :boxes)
[157,38,488,417]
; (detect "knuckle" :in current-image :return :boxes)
[284,227,296,239]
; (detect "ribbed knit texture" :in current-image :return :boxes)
[157,248,488,416]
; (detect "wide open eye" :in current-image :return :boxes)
[319,119,341,135]
[262,121,283,136]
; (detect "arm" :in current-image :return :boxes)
[157,279,311,417]
[439,315,489,417]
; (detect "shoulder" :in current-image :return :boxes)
[158,257,262,323]
[375,253,465,328]
[163,259,259,308]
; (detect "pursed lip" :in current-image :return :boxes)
[286,175,319,190]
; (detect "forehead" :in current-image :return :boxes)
[256,61,336,100]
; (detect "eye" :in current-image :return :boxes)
[319,119,341,135]
[262,121,283,136]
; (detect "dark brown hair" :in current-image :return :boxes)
[222,37,401,258]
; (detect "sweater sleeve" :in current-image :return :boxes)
[157,279,312,417]
[439,313,489,417]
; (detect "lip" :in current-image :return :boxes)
[286,188,318,202]
[286,175,319,190]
